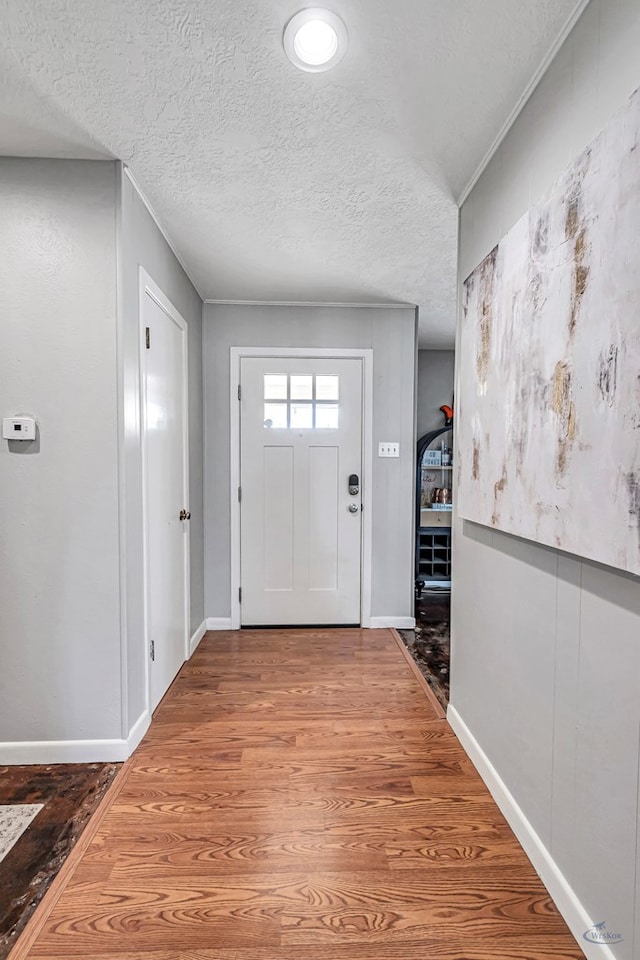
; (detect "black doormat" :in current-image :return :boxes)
[0,762,119,959]
[398,588,450,710]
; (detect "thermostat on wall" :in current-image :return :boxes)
[3,417,36,440]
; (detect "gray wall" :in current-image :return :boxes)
[0,159,122,745]
[416,349,455,439]
[203,304,416,621]
[120,169,204,730]
[452,1,640,956]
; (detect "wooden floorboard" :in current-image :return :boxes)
[13,628,584,959]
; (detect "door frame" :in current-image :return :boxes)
[139,267,191,713]
[230,346,373,629]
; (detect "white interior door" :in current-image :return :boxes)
[141,279,189,712]
[240,356,362,625]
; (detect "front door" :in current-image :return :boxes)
[240,356,363,625]
[141,279,189,711]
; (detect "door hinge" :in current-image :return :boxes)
[238,485,242,502]
[145,326,150,349]
[238,587,242,603]
[237,384,241,401]
[150,639,155,661]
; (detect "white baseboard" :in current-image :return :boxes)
[189,619,207,656]
[126,709,150,754]
[205,617,416,631]
[206,617,234,631]
[0,709,150,765]
[368,616,416,629]
[447,704,619,960]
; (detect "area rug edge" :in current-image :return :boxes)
[6,760,132,960]
[389,628,447,720]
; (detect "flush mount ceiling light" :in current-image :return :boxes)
[283,9,348,73]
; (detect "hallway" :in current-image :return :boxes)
[12,629,583,959]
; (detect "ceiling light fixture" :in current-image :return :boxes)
[283,9,348,73]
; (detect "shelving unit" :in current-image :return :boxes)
[417,529,451,581]
[415,425,453,591]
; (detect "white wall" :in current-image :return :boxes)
[0,160,204,762]
[119,169,204,733]
[203,303,416,624]
[416,349,454,439]
[451,2,640,957]
[0,159,122,756]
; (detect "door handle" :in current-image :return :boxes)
[348,473,359,495]
[348,503,359,514]
[179,509,191,521]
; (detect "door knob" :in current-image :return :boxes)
[179,509,191,520]
[348,503,359,514]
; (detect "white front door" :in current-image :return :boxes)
[141,277,189,712]
[240,356,363,625]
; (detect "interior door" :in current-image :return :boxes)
[240,356,362,625]
[141,284,189,712]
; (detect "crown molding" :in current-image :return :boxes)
[457,0,592,206]
[204,299,414,308]
[121,164,205,301]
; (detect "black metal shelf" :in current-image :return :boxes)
[415,424,454,594]
[417,527,452,581]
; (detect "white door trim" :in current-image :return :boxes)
[139,267,191,714]
[230,346,373,629]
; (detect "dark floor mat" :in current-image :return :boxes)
[0,762,119,959]
[398,589,450,710]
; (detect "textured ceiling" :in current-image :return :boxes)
[0,0,584,346]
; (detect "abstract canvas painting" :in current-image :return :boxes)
[457,87,640,575]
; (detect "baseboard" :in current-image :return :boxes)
[126,709,150,754]
[205,616,416,630]
[206,617,234,630]
[447,704,619,960]
[0,710,150,765]
[189,619,207,656]
[368,616,416,629]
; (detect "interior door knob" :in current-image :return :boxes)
[179,509,191,520]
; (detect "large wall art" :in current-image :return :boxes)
[457,87,640,575]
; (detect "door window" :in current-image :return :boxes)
[263,373,339,428]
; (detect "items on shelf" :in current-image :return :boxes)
[439,403,454,426]
[415,422,454,590]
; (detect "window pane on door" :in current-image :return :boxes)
[290,375,313,399]
[316,375,339,400]
[315,403,339,428]
[290,403,313,428]
[264,403,288,428]
[264,375,287,399]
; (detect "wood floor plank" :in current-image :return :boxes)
[31,941,586,960]
[12,628,584,960]
[85,830,390,876]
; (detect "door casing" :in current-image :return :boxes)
[139,267,190,713]
[230,346,373,629]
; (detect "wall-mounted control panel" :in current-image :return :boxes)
[378,441,399,458]
[3,417,36,440]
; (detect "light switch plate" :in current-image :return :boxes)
[378,441,399,458]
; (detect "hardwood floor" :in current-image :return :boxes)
[12,629,584,959]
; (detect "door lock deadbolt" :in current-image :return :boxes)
[348,473,359,495]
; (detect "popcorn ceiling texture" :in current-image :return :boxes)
[0,0,582,346]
